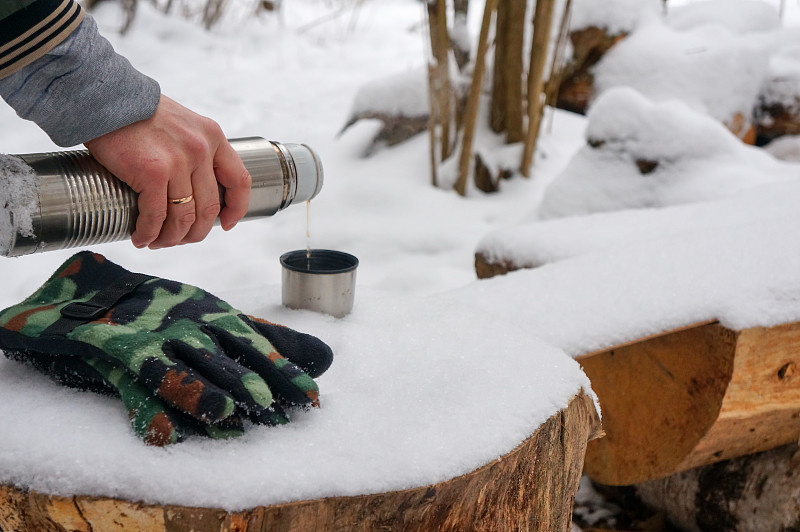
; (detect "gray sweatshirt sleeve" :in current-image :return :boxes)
[0,14,160,147]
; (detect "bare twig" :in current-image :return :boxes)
[544,0,572,134]
[424,2,439,187]
[427,0,453,162]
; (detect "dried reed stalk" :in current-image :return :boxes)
[454,0,498,196]
[520,0,556,177]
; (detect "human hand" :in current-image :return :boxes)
[0,251,334,445]
[84,95,251,249]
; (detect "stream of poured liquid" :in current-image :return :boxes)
[306,200,311,261]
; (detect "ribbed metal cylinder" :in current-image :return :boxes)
[2,138,323,257]
[31,149,137,253]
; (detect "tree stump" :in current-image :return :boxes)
[0,391,601,532]
[578,320,800,486]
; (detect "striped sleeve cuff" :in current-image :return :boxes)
[0,0,85,79]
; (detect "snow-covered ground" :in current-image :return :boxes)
[0,0,799,516]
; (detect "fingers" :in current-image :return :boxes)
[85,95,248,250]
[132,181,168,249]
[182,164,221,244]
[146,137,244,249]
[214,139,251,231]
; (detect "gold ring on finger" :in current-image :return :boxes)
[168,194,194,205]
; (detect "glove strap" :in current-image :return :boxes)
[42,272,153,336]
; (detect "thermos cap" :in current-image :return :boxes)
[284,143,324,204]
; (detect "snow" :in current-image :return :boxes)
[570,0,662,34]
[479,180,800,270]
[760,42,800,110]
[765,134,800,160]
[593,12,772,124]
[537,87,796,218]
[666,0,782,34]
[470,186,800,355]
[0,155,38,257]
[0,0,798,515]
[346,66,429,119]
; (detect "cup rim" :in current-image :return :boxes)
[280,249,359,275]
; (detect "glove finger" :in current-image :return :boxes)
[166,339,275,418]
[90,358,247,444]
[209,324,320,406]
[201,413,245,440]
[83,357,194,446]
[134,344,238,424]
[246,401,289,426]
[242,315,333,378]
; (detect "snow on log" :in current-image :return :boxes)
[339,67,432,153]
[578,320,800,485]
[0,391,601,532]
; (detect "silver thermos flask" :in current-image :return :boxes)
[0,137,323,257]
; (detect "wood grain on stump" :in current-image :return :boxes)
[0,391,601,532]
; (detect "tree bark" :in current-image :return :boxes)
[634,444,800,532]
[0,391,601,532]
[490,0,525,143]
[520,0,557,176]
[490,0,509,134]
[503,0,526,143]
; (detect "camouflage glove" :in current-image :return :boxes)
[0,251,333,445]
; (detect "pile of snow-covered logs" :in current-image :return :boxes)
[557,23,800,148]
[580,320,800,531]
[475,253,800,531]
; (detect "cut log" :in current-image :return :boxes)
[755,96,800,146]
[0,391,601,532]
[577,320,800,486]
[633,443,800,532]
[474,151,514,193]
[475,251,521,279]
[556,27,626,115]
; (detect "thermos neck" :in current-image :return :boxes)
[0,137,324,257]
[232,138,323,216]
